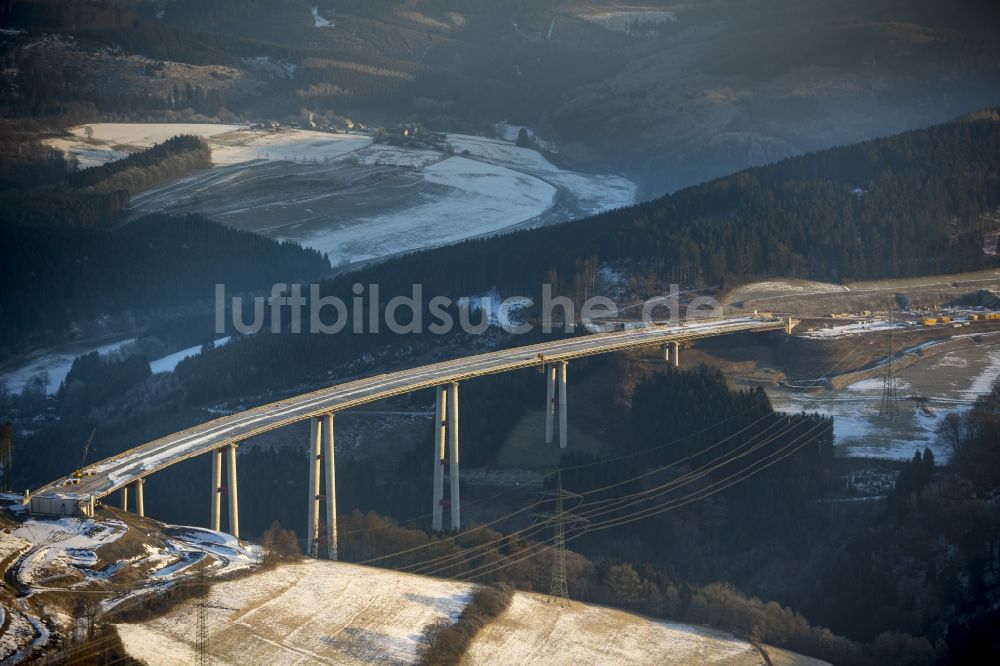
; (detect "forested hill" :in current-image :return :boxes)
[0,214,329,355]
[347,113,1000,300]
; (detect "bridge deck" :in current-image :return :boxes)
[29,317,785,502]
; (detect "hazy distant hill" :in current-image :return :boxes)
[5,0,1000,195]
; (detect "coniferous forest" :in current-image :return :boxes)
[338,115,1000,303]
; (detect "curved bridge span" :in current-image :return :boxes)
[27,316,794,554]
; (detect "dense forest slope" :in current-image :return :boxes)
[343,113,1000,301]
[0,214,329,355]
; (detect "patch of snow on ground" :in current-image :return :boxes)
[42,139,128,168]
[445,133,635,216]
[768,339,1000,461]
[209,128,369,166]
[9,513,258,605]
[457,289,533,330]
[312,6,334,27]
[846,378,913,393]
[0,522,32,563]
[351,143,443,168]
[0,603,38,663]
[149,337,231,374]
[116,559,473,666]
[964,347,1000,399]
[12,517,127,587]
[802,320,910,339]
[1,338,136,395]
[465,591,761,665]
[44,124,371,168]
[294,156,556,266]
[45,123,243,166]
[932,352,969,369]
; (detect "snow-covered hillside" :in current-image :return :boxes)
[463,591,763,665]
[113,558,789,666]
[0,499,259,663]
[45,123,636,268]
[2,501,826,665]
[116,560,474,665]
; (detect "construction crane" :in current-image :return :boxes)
[72,428,96,479]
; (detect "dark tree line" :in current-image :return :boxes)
[806,380,1000,658]
[1,134,211,228]
[66,134,209,189]
[56,351,152,419]
[0,213,329,354]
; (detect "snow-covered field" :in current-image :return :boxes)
[801,319,911,339]
[0,336,231,396]
[444,134,635,217]
[767,339,1000,460]
[148,337,231,374]
[46,123,370,168]
[114,558,774,666]
[46,123,636,268]
[464,591,761,665]
[0,338,135,395]
[726,279,850,304]
[295,155,558,266]
[45,124,240,168]
[116,559,474,665]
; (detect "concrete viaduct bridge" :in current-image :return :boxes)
[25,316,796,560]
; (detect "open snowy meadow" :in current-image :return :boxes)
[47,123,636,268]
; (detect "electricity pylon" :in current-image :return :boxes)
[196,567,210,666]
[534,471,587,604]
[879,304,900,418]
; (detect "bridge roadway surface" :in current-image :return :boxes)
[30,317,787,502]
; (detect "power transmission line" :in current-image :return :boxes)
[880,304,901,418]
[532,471,587,602]
[196,566,210,666]
[404,414,792,578]
[417,418,829,582]
[450,419,830,584]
